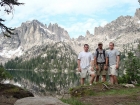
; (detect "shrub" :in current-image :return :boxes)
[118,52,140,84]
[0,65,12,83]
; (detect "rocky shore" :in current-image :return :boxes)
[0,83,34,105]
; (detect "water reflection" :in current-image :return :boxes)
[7,69,90,95]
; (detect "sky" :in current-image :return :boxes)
[1,0,140,38]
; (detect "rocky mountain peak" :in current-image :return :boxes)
[0,20,72,62]
[85,30,91,37]
[48,23,52,30]
[47,23,70,41]
[77,35,85,41]
[94,8,140,39]
[135,8,140,19]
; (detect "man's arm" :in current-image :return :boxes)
[116,50,120,69]
[77,59,81,68]
[104,57,109,70]
[105,51,109,66]
[116,56,120,66]
[77,59,81,72]
[116,56,120,69]
[105,57,109,66]
[91,60,94,68]
[90,59,94,71]
[94,56,99,70]
[94,56,97,66]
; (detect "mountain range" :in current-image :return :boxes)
[1,8,140,63]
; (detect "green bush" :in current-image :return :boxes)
[119,52,140,84]
[0,65,12,82]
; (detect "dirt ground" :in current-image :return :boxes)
[70,84,140,105]
[80,94,140,105]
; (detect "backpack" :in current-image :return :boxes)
[96,48,106,63]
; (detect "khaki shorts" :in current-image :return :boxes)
[108,65,118,76]
[96,64,107,76]
[80,67,96,78]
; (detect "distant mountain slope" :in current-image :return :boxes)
[5,42,77,71]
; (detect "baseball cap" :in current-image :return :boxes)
[98,42,103,45]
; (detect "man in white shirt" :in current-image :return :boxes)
[77,44,96,85]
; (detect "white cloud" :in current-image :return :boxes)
[1,0,139,37]
[13,0,139,15]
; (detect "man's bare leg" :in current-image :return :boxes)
[96,75,100,82]
[81,78,85,85]
[114,75,118,84]
[110,75,114,84]
[102,75,106,82]
[90,74,95,84]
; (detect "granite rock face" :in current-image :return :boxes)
[48,23,70,41]
[0,20,71,52]
[94,15,140,39]
[135,8,140,20]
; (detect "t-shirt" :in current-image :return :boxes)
[107,49,120,66]
[78,51,94,69]
[94,49,108,63]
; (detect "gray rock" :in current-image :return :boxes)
[14,97,69,105]
[135,8,140,19]
[94,15,139,38]
[77,35,85,41]
[123,84,135,88]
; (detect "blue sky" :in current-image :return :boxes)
[2,0,140,38]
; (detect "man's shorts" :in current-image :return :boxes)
[80,67,96,78]
[108,65,118,76]
[96,64,107,76]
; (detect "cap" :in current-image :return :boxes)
[98,42,103,45]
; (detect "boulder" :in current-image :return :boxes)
[123,84,135,88]
[14,96,69,105]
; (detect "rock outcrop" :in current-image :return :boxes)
[135,8,140,20]
[94,15,140,39]
[14,97,69,105]
[0,20,71,52]
[48,23,70,41]
[0,84,34,105]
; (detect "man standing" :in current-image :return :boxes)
[78,44,96,85]
[108,42,120,84]
[94,42,108,82]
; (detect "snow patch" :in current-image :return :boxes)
[3,80,10,84]
[3,80,22,87]
[41,54,47,58]
[13,82,22,87]
[40,26,47,31]
[138,21,140,23]
[0,46,23,58]
[40,26,53,34]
